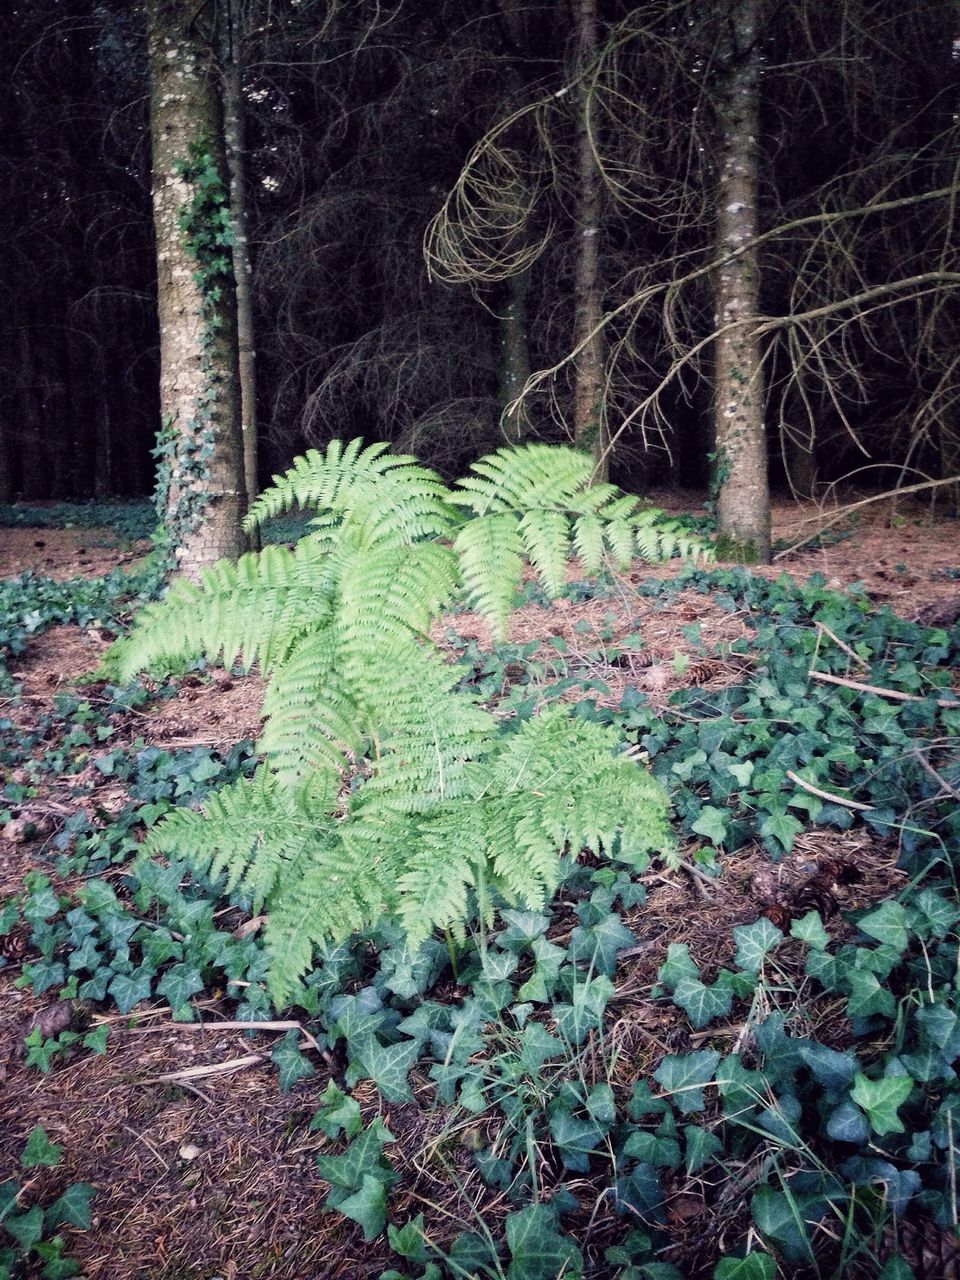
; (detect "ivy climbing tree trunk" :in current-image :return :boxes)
[712,0,769,560]
[147,0,245,576]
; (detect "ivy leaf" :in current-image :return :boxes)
[388,1214,430,1263]
[670,976,732,1030]
[845,971,896,1021]
[156,964,204,1013]
[826,1099,870,1144]
[653,1051,721,1114]
[751,1186,813,1263]
[714,1254,777,1280]
[550,1110,605,1171]
[732,919,783,972]
[310,1081,362,1139]
[553,975,613,1045]
[315,1118,396,1193]
[758,810,803,855]
[45,1181,95,1229]
[621,1130,681,1170]
[692,805,729,846]
[271,1029,316,1091]
[504,1204,583,1280]
[107,968,152,1015]
[3,1204,44,1252]
[658,942,700,988]
[568,912,636,976]
[798,1043,857,1091]
[789,911,830,951]
[335,1173,388,1241]
[857,901,910,952]
[351,1037,418,1103]
[849,1073,914,1136]
[684,1125,723,1174]
[21,1126,62,1168]
[82,1025,109,1055]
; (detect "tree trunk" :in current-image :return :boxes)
[572,0,608,481]
[498,267,532,441]
[220,0,258,513]
[147,0,244,576]
[713,0,770,560]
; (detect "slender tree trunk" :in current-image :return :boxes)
[221,0,258,512]
[498,268,532,441]
[713,0,770,560]
[571,0,608,481]
[147,0,244,575]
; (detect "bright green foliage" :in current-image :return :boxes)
[103,440,692,1003]
[0,1127,93,1279]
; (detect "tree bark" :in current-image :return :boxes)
[498,267,532,441]
[147,0,244,575]
[220,0,258,513]
[713,0,770,560]
[571,0,608,481]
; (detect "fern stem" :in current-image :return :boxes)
[444,926,460,981]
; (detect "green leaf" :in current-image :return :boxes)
[271,1029,316,1091]
[844,971,896,1020]
[732,919,783,973]
[758,810,803,855]
[850,1072,913,1136]
[82,1025,109,1055]
[310,1081,362,1139]
[714,1253,777,1280]
[653,1051,721,1114]
[569,913,636,976]
[684,1124,723,1174]
[335,1173,388,1241]
[670,976,732,1029]
[21,1126,63,1168]
[315,1118,396,1192]
[3,1205,44,1252]
[789,911,830,950]
[156,964,204,1012]
[691,806,728,846]
[658,943,700,988]
[352,1037,418,1103]
[45,1182,94,1229]
[387,1214,430,1263]
[107,968,152,1015]
[505,1204,583,1280]
[857,901,910,952]
[751,1186,813,1263]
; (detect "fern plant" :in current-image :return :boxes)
[104,439,708,1005]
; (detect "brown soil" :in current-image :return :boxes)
[0,498,957,1279]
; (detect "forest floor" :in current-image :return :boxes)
[1,492,958,1280]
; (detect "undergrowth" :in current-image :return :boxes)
[1,457,959,1278]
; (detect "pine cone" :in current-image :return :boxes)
[1,924,29,962]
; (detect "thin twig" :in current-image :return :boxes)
[814,621,869,671]
[911,749,960,803]
[808,668,960,707]
[785,769,874,812]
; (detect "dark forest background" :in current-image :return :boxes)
[0,0,957,504]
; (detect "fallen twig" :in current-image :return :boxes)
[809,668,960,707]
[785,769,874,812]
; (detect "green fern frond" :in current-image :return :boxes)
[452,442,594,515]
[245,437,454,545]
[259,630,365,785]
[454,513,524,638]
[518,507,570,598]
[103,543,333,681]
[395,811,488,946]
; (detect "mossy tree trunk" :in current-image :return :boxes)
[713,0,770,560]
[147,0,244,576]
